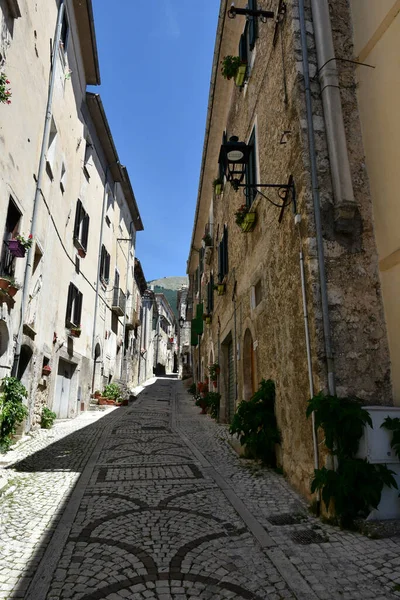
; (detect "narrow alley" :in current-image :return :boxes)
[0,379,399,600]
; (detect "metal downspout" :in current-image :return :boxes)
[12,1,65,377]
[310,0,355,208]
[298,0,336,396]
[119,221,132,382]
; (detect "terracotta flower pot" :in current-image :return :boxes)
[42,366,51,376]
[7,285,19,297]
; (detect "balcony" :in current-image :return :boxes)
[112,287,126,316]
[126,307,141,329]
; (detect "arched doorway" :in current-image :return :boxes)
[0,321,9,379]
[243,328,257,401]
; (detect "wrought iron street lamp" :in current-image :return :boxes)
[179,316,185,328]
[219,135,296,222]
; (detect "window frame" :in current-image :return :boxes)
[65,282,83,328]
[73,199,90,253]
[100,244,110,285]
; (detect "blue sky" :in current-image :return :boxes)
[90,1,220,281]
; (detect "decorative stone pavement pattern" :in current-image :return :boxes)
[43,380,294,600]
[0,379,399,599]
[174,384,400,600]
[0,408,122,600]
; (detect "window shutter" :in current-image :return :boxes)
[246,128,257,206]
[248,0,258,50]
[239,28,248,63]
[218,241,223,283]
[105,251,110,282]
[65,283,73,326]
[210,273,214,312]
[81,213,89,250]
[223,226,228,276]
[219,131,227,183]
[100,245,105,279]
[74,290,83,326]
[73,199,82,239]
[114,269,120,290]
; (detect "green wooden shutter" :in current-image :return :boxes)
[246,128,257,206]
[196,303,203,319]
[218,241,223,283]
[223,226,228,277]
[248,0,258,50]
[65,282,74,326]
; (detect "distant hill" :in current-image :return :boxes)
[148,276,188,319]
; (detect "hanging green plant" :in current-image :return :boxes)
[381,416,400,459]
[307,392,397,527]
[229,379,280,465]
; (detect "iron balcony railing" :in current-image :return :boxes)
[112,287,126,316]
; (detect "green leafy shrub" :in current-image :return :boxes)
[41,406,57,429]
[203,391,221,420]
[103,383,122,401]
[311,460,397,528]
[0,376,28,451]
[188,383,197,396]
[229,379,280,465]
[381,417,400,458]
[306,392,372,458]
[307,392,397,526]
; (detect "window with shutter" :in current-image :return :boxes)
[73,200,90,252]
[65,283,83,327]
[100,245,110,284]
[81,214,89,250]
[246,128,257,206]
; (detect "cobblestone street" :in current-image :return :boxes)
[1,378,400,599]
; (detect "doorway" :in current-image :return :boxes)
[53,359,75,418]
[243,329,257,401]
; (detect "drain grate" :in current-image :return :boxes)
[267,513,305,526]
[290,529,328,545]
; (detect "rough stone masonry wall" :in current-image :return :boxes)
[296,0,393,404]
[200,0,393,499]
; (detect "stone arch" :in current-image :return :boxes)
[243,328,257,401]
[92,341,103,392]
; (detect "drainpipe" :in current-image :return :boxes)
[310,0,356,223]
[299,0,336,397]
[12,1,65,377]
[295,215,320,509]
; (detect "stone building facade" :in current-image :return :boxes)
[154,293,176,375]
[0,0,144,428]
[187,0,394,497]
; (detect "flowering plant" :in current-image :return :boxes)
[15,234,33,249]
[0,73,12,104]
[234,204,249,226]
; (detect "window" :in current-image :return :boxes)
[60,162,67,193]
[251,280,263,309]
[246,127,257,206]
[73,199,90,252]
[65,283,82,327]
[100,245,110,284]
[59,11,69,60]
[218,226,228,283]
[0,197,21,276]
[83,139,92,179]
[46,118,57,180]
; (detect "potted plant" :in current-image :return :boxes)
[221,55,243,81]
[0,73,12,105]
[195,394,209,415]
[213,178,223,196]
[209,362,220,381]
[235,204,257,232]
[42,365,51,376]
[202,233,212,247]
[69,325,81,338]
[214,283,226,296]
[93,390,102,399]
[0,276,21,297]
[205,315,212,325]
[8,234,33,258]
